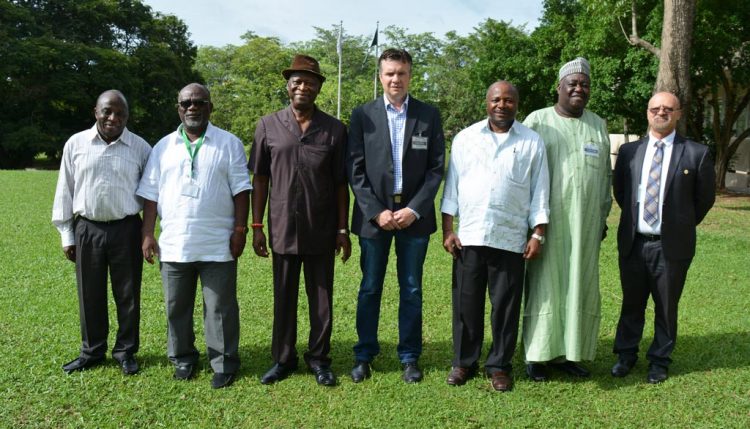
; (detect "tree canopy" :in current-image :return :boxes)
[0,0,199,168]
[2,0,748,189]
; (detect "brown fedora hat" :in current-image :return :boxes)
[282,54,326,83]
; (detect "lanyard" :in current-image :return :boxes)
[180,127,205,178]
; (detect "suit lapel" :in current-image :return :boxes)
[372,100,395,190]
[633,138,648,195]
[664,134,685,199]
[403,98,418,158]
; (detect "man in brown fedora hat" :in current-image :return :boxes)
[249,54,350,386]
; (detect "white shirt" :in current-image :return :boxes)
[52,125,152,247]
[637,131,675,234]
[441,119,550,253]
[136,122,252,262]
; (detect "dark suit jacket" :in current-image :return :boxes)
[347,96,445,238]
[613,134,715,261]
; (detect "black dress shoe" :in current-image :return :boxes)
[647,364,668,384]
[350,361,371,383]
[549,360,591,378]
[211,372,236,389]
[174,364,197,380]
[119,357,139,375]
[401,362,423,383]
[611,358,636,377]
[526,363,547,382]
[311,365,336,387]
[260,362,298,385]
[62,356,104,374]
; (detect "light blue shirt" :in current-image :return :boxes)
[384,94,409,194]
[637,130,675,235]
[441,119,550,253]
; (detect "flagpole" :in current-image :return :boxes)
[337,21,343,119]
[373,21,379,100]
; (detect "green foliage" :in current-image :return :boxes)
[0,0,199,168]
[2,170,749,427]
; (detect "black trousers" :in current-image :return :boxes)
[74,215,142,361]
[614,235,692,367]
[271,250,334,368]
[452,246,524,372]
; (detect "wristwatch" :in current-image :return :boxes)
[531,233,545,244]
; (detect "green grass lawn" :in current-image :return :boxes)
[1,170,748,428]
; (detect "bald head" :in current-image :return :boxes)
[486,80,519,133]
[647,92,682,138]
[177,83,212,136]
[94,89,129,142]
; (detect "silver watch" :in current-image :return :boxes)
[531,233,545,244]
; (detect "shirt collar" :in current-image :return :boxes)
[648,130,676,147]
[383,94,409,113]
[177,122,214,142]
[88,124,131,146]
[482,118,517,135]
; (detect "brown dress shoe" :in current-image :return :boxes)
[446,366,475,386]
[489,370,513,392]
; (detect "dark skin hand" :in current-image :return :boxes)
[442,214,546,260]
[63,246,76,262]
[141,199,159,264]
[523,224,546,260]
[230,190,250,259]
[251,175,270,257]
[335,183,351,263]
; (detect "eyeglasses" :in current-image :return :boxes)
[648,106,679,115]
[178,99,210,109]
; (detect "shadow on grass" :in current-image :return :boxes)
[235,340,455,381]
[595,331,750,390]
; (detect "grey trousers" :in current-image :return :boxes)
[160,260,240,374]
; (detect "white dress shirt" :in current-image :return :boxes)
[637,131,675,235]
[52,125,152,247]
[441,119,550,253]
[136,122,252,262]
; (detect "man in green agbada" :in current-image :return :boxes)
[521,57,612,381]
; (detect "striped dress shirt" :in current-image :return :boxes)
[52,125,151,247]
[384,95,409,194]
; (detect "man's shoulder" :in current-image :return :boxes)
[313,107,346,130]
[582,109,606,125]
[122,128,151,150]
[409,96,439,115]
[207,123,242,143]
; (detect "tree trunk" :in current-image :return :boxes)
[653,0,697,136]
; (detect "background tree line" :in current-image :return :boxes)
[1,0,748,189]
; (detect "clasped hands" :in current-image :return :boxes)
[375,208,416,231]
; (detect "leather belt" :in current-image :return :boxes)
[78,214,138,225]
[637,232,661,241]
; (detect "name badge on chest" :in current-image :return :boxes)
[181,178,200,198]
[412,135,428,150]
[583,143,600,157]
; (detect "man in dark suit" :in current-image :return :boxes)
[346,48,445,383]
[612,91,715,383]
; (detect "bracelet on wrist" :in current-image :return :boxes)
[337,228,349,235]
[251,223,263,229]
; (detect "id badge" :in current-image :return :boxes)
[583,143,600,157]
[180,178,200,198]
[412,135,428,150]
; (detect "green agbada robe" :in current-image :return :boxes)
[522,106,612,362]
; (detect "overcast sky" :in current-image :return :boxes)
[142,0,544,47]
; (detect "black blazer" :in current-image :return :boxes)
[613,134,715,261]
[346,96,445,238]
